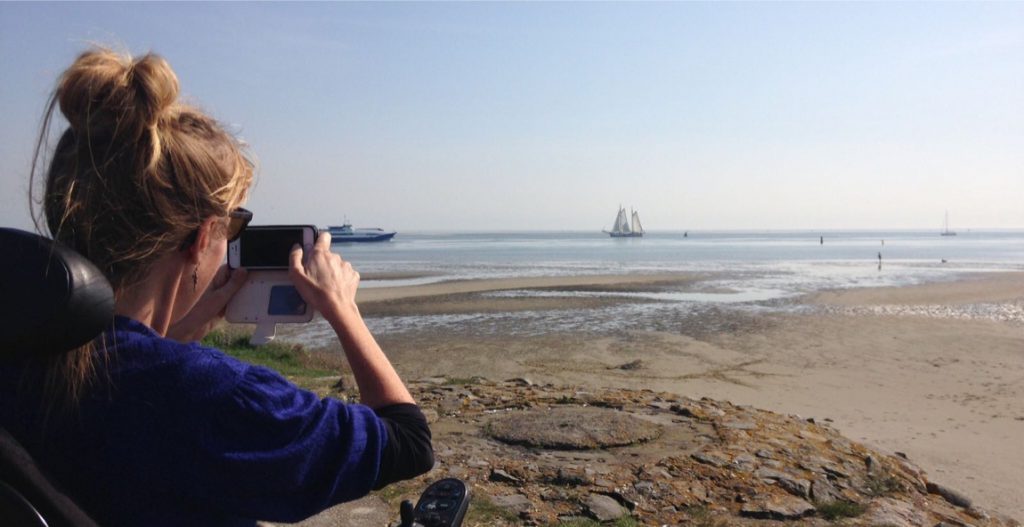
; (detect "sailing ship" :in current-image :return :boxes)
[940,211,956,237]
[604,206,645,238]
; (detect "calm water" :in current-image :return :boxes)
[335,230,1023,287]
[285,230,1024,341]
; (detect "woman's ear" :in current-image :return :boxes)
[186,217,221,264]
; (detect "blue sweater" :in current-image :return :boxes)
[0,316,387,526]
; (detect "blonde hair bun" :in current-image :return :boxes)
[57,49,179,137]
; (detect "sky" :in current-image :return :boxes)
[1,2,1022,232]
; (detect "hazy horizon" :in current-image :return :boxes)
[2,2,1022,233]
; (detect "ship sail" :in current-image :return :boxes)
[614,207,631,233]
[941,211,956,236]
[605,205,644,237]
[631,210,644,234]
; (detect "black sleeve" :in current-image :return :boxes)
[373,403,434,489]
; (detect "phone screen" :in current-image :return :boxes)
[238,228,306,268]
[267,285,307,316]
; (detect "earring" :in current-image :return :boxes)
[192,265,199,291]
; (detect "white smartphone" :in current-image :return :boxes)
[228,225,317,270]
[225,270,315,325]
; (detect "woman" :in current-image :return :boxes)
[0,48,432,526]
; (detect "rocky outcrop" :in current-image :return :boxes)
[389,377,1020,526]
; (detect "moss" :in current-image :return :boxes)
[816,500,866,521]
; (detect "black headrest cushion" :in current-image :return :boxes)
[0,228,115,357]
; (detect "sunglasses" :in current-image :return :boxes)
[179,207,253,251]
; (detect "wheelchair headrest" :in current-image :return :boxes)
[0,228,115,357]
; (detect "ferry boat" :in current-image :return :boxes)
[326,223,397,242]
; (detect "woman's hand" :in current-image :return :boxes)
[167,265,248,342]
[289,232,360,321]
[290,232,414,408]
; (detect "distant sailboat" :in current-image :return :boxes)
[604,206,645,238]
[941,211,956,236]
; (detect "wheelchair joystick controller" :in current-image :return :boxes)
[397,478,469,527]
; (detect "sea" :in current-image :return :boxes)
[287,230,1024,344]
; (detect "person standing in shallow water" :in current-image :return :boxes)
[0,47,432,527]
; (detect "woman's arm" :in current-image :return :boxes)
[288,233,414,409]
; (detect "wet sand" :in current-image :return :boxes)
[327,271,1024,517]
[355,272,709,302]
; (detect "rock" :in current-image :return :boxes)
[486,406,661,449]
[722,420,757,430]
[691,449,730,467]
[421,408,439,424]
[584,493,626,522]
[388,380,1015,527]
[777,477,811,499]
[466,458,490,468]
[492,494,534,514]
[822,463,851,479]
[505,377,534,386]
[438,395,463,416]
[754,468,810,498]
[861,496,929,527]
[554,466,590,486]
[966,506,990,521]
[670,404,701,419]
[810,477,845,503]
[489,469,521,484]
[633,481,657,497]
[739,495,815,520]
[926,481,973,509]
[613,359,644,370]
[732,453,757,472]
[639,466,671,480]
[798,429,827,442]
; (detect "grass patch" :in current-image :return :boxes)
[864,473,903,497]
[444,376,482,386]
[371,480,419,505]
[203,327,346,383]
[816,501,866,521]
[555,517,640,527]
[683,506,728,527]
[463,494,520,525]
